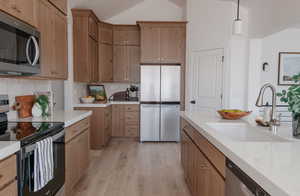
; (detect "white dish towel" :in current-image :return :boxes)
[34,137,54,192]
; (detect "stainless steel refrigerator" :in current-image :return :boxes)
[140,65,181,142]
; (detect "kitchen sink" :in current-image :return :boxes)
[206,122,289,142]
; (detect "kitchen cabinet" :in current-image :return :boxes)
[38,0,68,79]
[113,46,140,83]
[65,118,90,196]
[75,106,112,149]
[49,0,67,15]
[72,9,99,83]
[99,43,113,82]
[99,22,113,44]
[112,104,139,138]
[138,22,186,64]
[181,118,225,196]
[113,25,140,46]
[0,155,17,195]
[0,0,37,27]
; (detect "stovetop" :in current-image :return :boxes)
[0,121,64,146]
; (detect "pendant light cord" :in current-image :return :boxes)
[237,0,240,20]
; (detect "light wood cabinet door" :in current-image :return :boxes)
[49,0,67,14]
[113,46,128,82]
[0,0,37,27]
[99,22,113,44]
[140,27,160,63]
[78,131,90,172]
[88,37,99,82]
[112,105,125,137]
[37,0,53,78]
[88,15,98,41]
[99,44,113,82]
[113,26,140,46]
[0,180,17,196]
[52,7,68,79]
[160,27,184,64]
[128,46,140,83]
[65,136,80,196]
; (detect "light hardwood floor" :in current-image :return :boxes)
[73,140,191,196]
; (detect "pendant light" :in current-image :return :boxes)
[233,0,243,35]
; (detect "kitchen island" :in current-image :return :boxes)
[181,111,300,196]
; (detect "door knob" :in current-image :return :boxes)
[190,100,196,104]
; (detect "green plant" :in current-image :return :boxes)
[277,73,300,118]
[35,95,49,117]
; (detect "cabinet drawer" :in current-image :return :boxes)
[125,112,139,121]
[124,105,139,112]
[125,126,139,137]
[65,118,90,143]
[182,122,225,178]
[0,155,16,189]
[0,180,17,196]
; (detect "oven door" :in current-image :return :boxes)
[19,130,65,196]
[0,11,40,75]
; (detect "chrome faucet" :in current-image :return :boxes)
[256,83,280,133]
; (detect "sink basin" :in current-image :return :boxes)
[206,123,289,142]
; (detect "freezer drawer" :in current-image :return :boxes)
[140,66,161,102]
[140,104,160,142]
[161,66,181,102]
[160,104,180,141]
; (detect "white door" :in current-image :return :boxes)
[188,49,224,112]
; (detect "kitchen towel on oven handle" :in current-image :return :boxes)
[33,137,54,192]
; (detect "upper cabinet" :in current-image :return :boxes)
[113,25,140,46]
[113,25,140,83]
[48,0,67,15]
[72,9,99,83]
[98,22,113,82]
[99,22,113,45]
[138,22,187,64]
[38,0,68,79]
[0,0,38,27]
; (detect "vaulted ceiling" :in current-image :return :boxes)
[70,0,186,20]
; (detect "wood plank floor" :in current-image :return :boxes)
[73,140,191,196]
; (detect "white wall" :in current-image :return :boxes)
[106,0,184,24]
[186,0,249,110]
[247,0,300,38]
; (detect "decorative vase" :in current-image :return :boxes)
[292,115,300,137]
[32,103,43,117]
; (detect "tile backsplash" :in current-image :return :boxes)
[0,78,51,107]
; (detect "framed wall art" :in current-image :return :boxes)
[278,52,300,85]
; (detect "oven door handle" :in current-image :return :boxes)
[24,130,65,154]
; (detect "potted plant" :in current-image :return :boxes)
[277,73,300,137]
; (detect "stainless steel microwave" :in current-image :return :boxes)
[0,11,40,76]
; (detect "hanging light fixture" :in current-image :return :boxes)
[233,0,243,35]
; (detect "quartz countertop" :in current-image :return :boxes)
[8,110,93,128]
[0,141,20,160]
[181,111,300,196]
[74,101,140,108]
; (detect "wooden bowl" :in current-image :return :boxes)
[217,110,252,120]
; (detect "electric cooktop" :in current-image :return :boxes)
[0,121,64,146]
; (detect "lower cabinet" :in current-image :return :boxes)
[65,118,90,196]
[181,119,225,196]
[112,104,140,138]
[75,106,112,149]
[0,155,17,196]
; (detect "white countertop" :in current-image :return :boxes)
[74,101,140,108]
[8,110,93,128]
[0,141,20,160]
[181,111,300,196]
